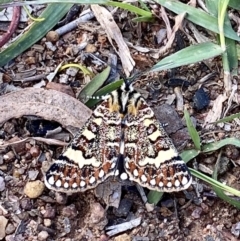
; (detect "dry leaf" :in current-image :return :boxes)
[204,93,228,129]
[91,4,135,76]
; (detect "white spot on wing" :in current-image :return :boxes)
[48,176,54,185]
[89,176,96,184]
[120,172,128,180]
[55,179,61,187]
[150,179,156,186]
[182,176,188,185]
[64,182,69,188]
[175,179,180,187]
[159,182,164,187]
[72,183,78,188]
[141,174,147,183]
[99,169,105,178]
[133,169,138,177]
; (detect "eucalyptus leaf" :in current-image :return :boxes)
[212,112,240,124]
[147,190,164,205]
[85,80,123,108]
[212,154,240,209]
[202,138,240,153]
[0,3,73,67]
[180,149,200,163]
[189,168,240,197]
[151,42,224,72]
[78,66,111,103]
[153,0,240,41]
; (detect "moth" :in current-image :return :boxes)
[44,80,192,193]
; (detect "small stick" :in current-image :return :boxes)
[0,6,21,48]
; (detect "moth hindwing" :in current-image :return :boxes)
[45,82,192,193]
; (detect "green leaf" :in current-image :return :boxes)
[147,190,164,205]
[229,0,240,10]
[85,80,123,108]
[202,137,240,153]
[151,42,224,72]
[225,38,238,75]
[107,1,152,17]
[153,0,240,41]
[180,149,200,163]
[212,112,240,124]
[78,66,111,103]
[184,109,201,150]
[0,0,108,7]
[212,154,240,209]
[0,3,73,67]
[190,168,240,197]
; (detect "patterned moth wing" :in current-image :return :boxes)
[44,92,122,193]
[123,91,192,192]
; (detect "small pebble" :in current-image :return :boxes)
[5,223,15,235]
[43,219,52,227]
[30,146,40,158]
[201,202,209,213]
[25,57,36,65]
[62,204,78,219]
[37,231,49,241]
[7,136,25,153]
[0,216,8,239]
[0,176,5,191]
[89,203,105,224]
[113,198,133,217]
[3,151,15,162]
[55,192,67,205]
[20,198,32,210]
[28,170,39,180]
[43,205,56,219]
[85,43,97,53]
[191,207,203,219]
[114,233,131,241]
[24,181,45,198]
[46,31,59,42]
[3,122,15,135]
[0,155,3,165]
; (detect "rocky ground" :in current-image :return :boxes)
[0,2,240,241]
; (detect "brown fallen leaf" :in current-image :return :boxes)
[0,88,92,133]
[46,82,75,97]
[91,4,135,76]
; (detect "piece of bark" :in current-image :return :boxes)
[0,88,92,131]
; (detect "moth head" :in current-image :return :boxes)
[121,80,134,93]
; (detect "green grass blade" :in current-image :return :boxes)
[229,0,240,10]
[184,109,201,150]
[202,137,240,153]
[153,0,240,41]
[212,153,240,209]
[180,149,200,163]
[151,42,224,72]
[226,38,238,75]
[85,80,123,108]
[0,3,73,67]
[107,1,152,17]
[78,66,111,103]
[147,191,164,205]
[212,112,240,124]
[0,0,108,6]
[190,168,240,197]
